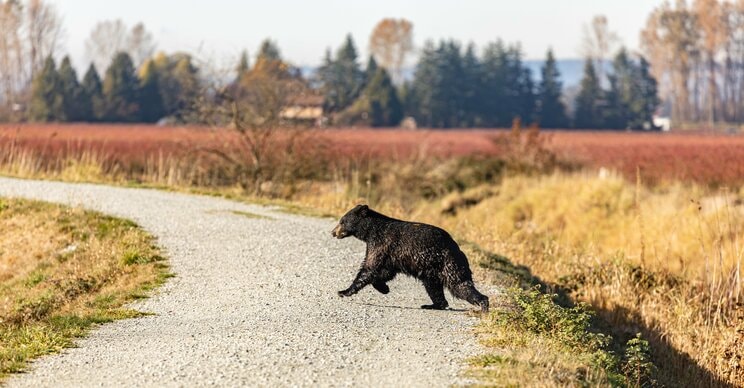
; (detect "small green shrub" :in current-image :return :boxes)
[500,286,610,351]
[623,333,656,387]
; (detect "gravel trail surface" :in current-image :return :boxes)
[0,178,482,387]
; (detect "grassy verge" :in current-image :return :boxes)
[0,198,171,379]
[464,244,655,387]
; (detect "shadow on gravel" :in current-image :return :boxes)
[469,243,733,388]
[353,301,469,312]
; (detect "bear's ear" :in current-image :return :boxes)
[358,204,369,216]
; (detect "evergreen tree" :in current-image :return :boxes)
[365,67,403,127]
[435,40,465,127]
[364,55,378,87]
[57,56,82,121]
[461,43,481,127]
[516,62,536,125]
[479,41,508,127]
[537,49,569,128]
[604,48,660,130]
[409,41,438,126]
[317,49,337,112]
[138,60,165,122]
[574,59,604,129]
[237,49,250,79]
[102,52,141,122]
[29,57,63,122]
[81,64,104,121]
[151,52,200,119]
[399,81,416,119]
[635,56,660,129]
[256,39,281,63]
[320,34,364,113]
[479,41,535,127]
[604,48,634,129]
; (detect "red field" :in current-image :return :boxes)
[2,123,744,186]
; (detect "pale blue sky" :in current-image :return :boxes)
[48,0,665,70]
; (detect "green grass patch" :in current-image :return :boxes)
[465,243,656,387]
[0,197,171,380]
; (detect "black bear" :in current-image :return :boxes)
[332,204,489,312]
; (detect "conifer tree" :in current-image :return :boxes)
[102,52,141,121]
[461,43,481,127]
[635,56,660,129]
[364,55,378,87]
[365,67,403,126]
[319,34,363,113]
[29,57,63,122]
[81,64,104,121]
[138,59,165,122]
[537,49,569,128]
[574,59,604,129]
[604,48,660,129]
[57,56,82,121]
[237,49,250,79]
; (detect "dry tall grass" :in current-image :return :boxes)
[1,126,742,386]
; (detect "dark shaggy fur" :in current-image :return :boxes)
[332,204,489,312]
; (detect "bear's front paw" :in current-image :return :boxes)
[338,289,354,297]
[373,282,390,294]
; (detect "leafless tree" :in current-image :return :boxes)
[127,22,156,68]
[369,18,414,84]
[581,15,619,85]
[85,20,157,73]
[85,19,128,73]
[0,0,62,114]
[727,1,744,122]
[693,0,729,124]
[0,1,25,104]
[195,54,313,194]
[641,1,700,123]
[26,0,63,79]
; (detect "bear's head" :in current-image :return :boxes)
[331,204,369,239]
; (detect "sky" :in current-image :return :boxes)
[48,0,666,71]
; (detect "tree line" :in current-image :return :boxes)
[28,52,199,123]
[315,32,659,129]
[2,1,662,129]
[21,32,661,129]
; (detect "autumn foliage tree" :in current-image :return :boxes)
[642,0,744,125]
[200,39,311,192]
[369,18,414,84]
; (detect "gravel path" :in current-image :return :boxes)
[0,177,483,387]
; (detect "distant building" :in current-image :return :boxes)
[653,116,671,132]
[280,93,324,126]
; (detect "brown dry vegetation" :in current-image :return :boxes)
[0,198,170,378]
[1,124,743,386]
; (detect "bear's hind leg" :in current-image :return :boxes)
[421,279,449,310]
[451,281,489,312]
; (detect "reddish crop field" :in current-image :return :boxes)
[2,123,744,186]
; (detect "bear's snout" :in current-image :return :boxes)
[331,224,348,239]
